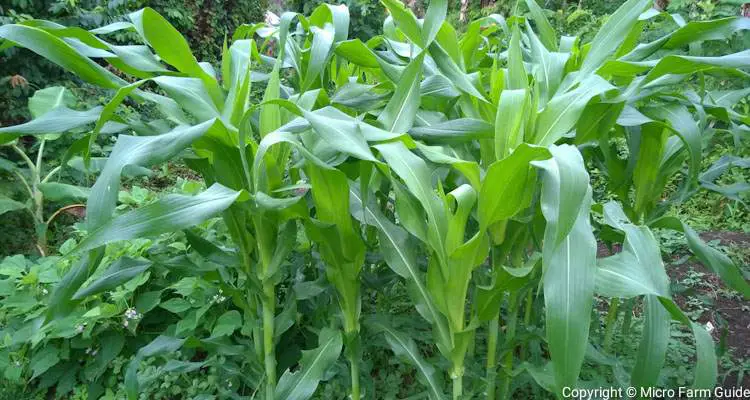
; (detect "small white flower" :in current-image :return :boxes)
[85,348,92,355]
[76,324,85,333]
[227,381,232,388]
[705,321,715,333]
[14,361,20,367]
[124,308,140,320]
[42,288,48,295]
[123,320,129,328]
[91,348,98,356]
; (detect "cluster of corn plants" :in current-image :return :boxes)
[1,0,748,398]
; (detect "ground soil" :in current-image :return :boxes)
[596,230,750,387]
[668,231,750,387]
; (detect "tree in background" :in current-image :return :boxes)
[0,0,266,124]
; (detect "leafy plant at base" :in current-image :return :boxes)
[1,0,749,399]
[0,86,90,255]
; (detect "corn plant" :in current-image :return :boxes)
[1,0,749,399]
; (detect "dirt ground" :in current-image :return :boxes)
[669,231,750,387]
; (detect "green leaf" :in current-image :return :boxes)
[212,310,242,337]
[479,144,549,230]
[533,75,614,146]
[128,8,221,105]
[302,25,334,91]
[31,345,60,379]
[47,249,104,319]
[153,76,220,122]
[275,328,343,400]
[533,145,596,392]
[578,0,652,77]
[374,141,448,263]
[645,50,750,82]
[622,17,750,62]
[422,0,447,47]
[650,216,750,298]
[524,0,557,51]
[335,39,379,68]
[38,183,90,202]
[574,102,624,145]
[302,107,378,162]
[72,257,151,300]
[349,186,451,347]
[0,195,26,216]
[429,42,486,100]
[160,298,192,314]
[29,86,77,118]
[0,107,102,144]
[369,318,445,400]
[381,0,424,47]
[596,203,717,390]
[526,22,568,107]
[494,89,529,159]
[85,80,147,160]
[507,24,527,90]
[125,336,185,400]
[475,254,540,321]
[410,118,493,143]
[0,24,124,89]
[632,123,668,217]
[87,119,222,230]
[260,66,282,138]
[416,143,481,190]
[76,184,241,252]
[378,52,425,133]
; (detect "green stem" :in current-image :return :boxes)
[11,144,36,173]
[621,298,635,346]
[521,288,534,361]
[350,356,361,400]
[452,374,463,400]
[12,143,45,254]
[262,281,276,400]
[35,138,45,177]
[13,170,34,202]
[523,289,533,327]
[486,313,500,400]
[249,293,263,362]
[603,298,620,352]
[501,293,519,400]
[41,165,61,183]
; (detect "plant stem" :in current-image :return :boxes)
[46,204,85,226]
[486,312,500,400]
[249,293,263,362]
[35,138,45,176]
[350,355,361,400]
[262,281,276,400]
[13,170,34,200]
[452,374,463,400]
[501,293,519,400]
[11,144,36,173]
[523,288,533,326]
[12,143,46,254]
[602,297,620,352]
[620,298,635,348]
[42,165,61,183]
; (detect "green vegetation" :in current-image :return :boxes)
[0,0,748,399]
